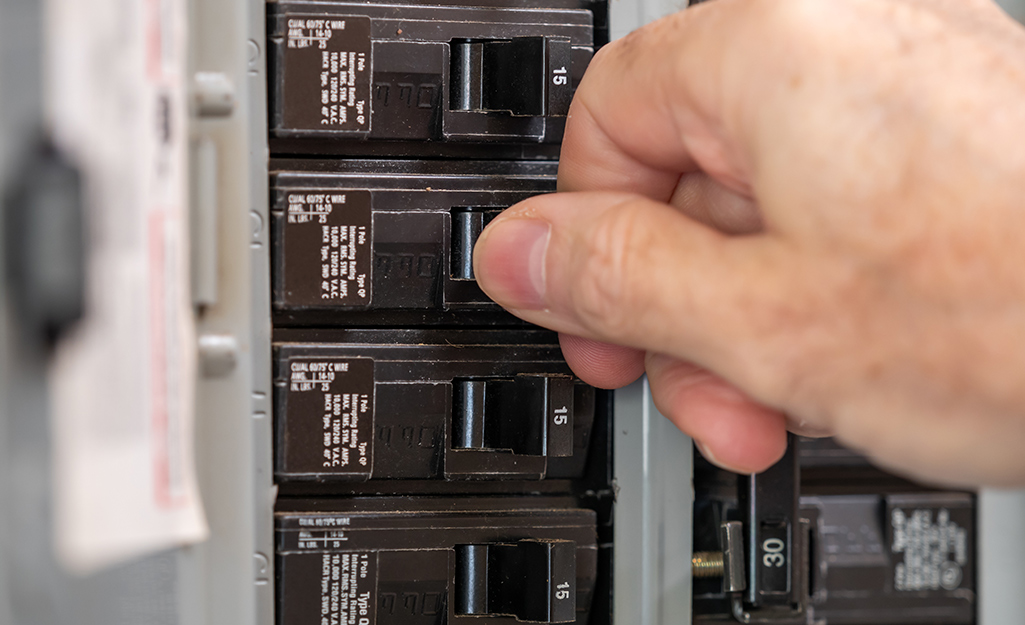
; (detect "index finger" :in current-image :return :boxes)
[558,0,758,199]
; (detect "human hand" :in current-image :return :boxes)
[473,0,1025,486]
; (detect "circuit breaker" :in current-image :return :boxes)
[691,437,977,624]
[273,330,600,481]
[267,3,593,144]
[269,159,557,326]
[276,499,599,625]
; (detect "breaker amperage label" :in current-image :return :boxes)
[284,358,375,477]
[283,190,372,307]
[282,14,372,132]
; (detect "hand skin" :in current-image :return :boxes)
[472,0,1025,487]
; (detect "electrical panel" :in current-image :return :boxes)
[4,0,1022,623]
[262,1,980,625]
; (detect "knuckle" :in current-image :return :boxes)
[568,200,653,339]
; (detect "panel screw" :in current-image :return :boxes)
[692,551,725,578]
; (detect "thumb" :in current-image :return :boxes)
[473,190,803,402]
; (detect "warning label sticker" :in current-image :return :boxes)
[891,506,969,592]
[282,14,372,132]
[285,358,374,477]
[282,190,372,307]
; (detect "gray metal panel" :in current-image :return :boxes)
[1,1,56,624]
[613,377,693,625]
[996,0,1025,22]
[245,0,275,624]
[0,0,41,173]
[0,0,27,621]
[176,0,271,623]
[609,0,687,41]
[978,489,1025,625]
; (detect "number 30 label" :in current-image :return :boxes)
[762,537,786,568]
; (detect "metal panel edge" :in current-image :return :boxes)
[613,376,693,625]
[247,0,276,624]
[176,0,270,622]
[978,488,1025,625]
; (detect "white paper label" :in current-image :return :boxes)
[46,0,207,573]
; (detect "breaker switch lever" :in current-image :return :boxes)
[453,374,575,458]
[731,433,809,623]
[451,37,574,117]
[456,539,577,623]
[451,208,502,280]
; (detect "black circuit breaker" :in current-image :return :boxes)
[691,437,978,624]
[270,159,558,326]
[276,498,599,625]
[268,0,595,146]
[273,329,600,481]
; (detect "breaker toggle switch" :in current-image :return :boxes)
[456,539,577,623]
[451,37,574,117]
[451,208,502,281]
[453,375,575,458]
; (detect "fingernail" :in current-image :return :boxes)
[474,218,550,310]
[695,440,749,474]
